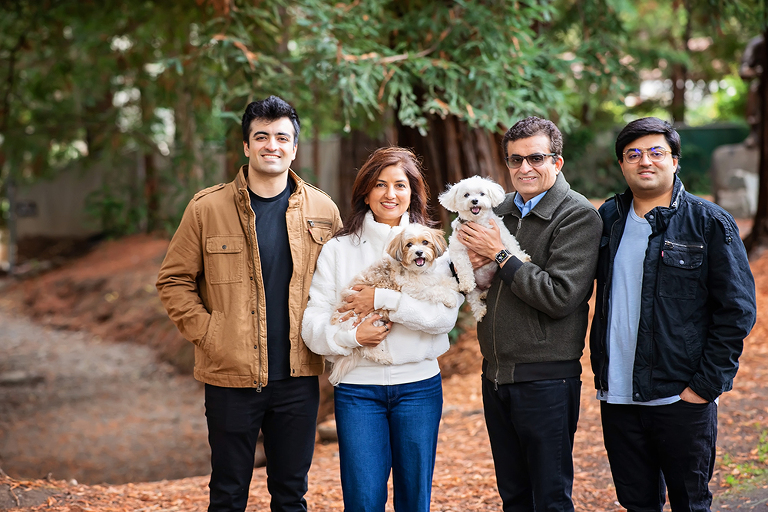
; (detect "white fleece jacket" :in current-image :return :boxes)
[301,212,463,385]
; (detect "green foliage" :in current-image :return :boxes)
[2,0,764,239]
[0,0,224,234]
[720,430,768,489]
[606,0,760,123]
[204,0,620,135]
[562,126,625,199]
[712,75,749,122]
[85,183,146,239]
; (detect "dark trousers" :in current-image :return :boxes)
[482,376,581,512]
[600,400,718,512]
[204,377,319,512]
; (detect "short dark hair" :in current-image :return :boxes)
[501,116,563,160]
[241,96,300,146]
[615,117,681,162]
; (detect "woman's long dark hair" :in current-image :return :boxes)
[335,146,435,239]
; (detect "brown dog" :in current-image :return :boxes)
[329,224,459,385]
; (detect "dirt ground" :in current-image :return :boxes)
[0,233,767,510]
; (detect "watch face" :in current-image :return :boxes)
[495,250,508,264]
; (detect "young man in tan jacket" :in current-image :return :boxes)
[157,96,341,512]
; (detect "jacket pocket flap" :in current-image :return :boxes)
[662,247,703,269]
[206,235,244,253]
[307,219,333,244]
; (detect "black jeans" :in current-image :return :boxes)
[482,376,581,512]
[600,400,718,512]
[204,377,319,512]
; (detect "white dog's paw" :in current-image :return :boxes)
[466,290,487,322]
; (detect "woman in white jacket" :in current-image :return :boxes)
[302,147,462,512]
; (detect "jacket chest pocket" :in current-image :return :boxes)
[307,218,333,261]
[658,240,704,300]
[307,218,333,244]
[206,235,244,284]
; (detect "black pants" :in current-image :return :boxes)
[482,376,581,512]
[204,377,319,512]
[600,400,717,512]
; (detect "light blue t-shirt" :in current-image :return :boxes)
[598,202,680,406]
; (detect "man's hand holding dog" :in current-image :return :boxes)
[458,220,506,268]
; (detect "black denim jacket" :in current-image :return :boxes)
[589,175,757,403]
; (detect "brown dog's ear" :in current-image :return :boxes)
[430,228,448,257]
[385,231,405,262]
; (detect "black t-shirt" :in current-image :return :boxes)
[248,181,294,381]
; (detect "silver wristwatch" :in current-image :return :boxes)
[494,249,511,265]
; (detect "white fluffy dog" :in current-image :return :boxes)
[328,224,459,385]
[438,175,529,321]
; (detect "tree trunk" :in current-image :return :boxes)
[337,130,388,221]
[396,113,509,228]
[670,0,693,124]
[144,154,159,232]
[745,30,768,257]
[7,174,17,272]
[336,116,509,229]
[140,85,159,233]
[312,123,321,185]
[670,63,687,124]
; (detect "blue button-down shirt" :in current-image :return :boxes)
[514,191,547,217]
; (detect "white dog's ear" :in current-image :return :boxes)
[438,184,457,212]
[487,180,507,207]
[385,232,405,262]
[430,228,448,257]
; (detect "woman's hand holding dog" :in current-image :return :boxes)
[338,285,376,320]
[354,314,393,347]
[458,220,505,267]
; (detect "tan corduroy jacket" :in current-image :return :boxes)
[157,166,342,388]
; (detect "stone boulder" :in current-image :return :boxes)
[710,143,759,218]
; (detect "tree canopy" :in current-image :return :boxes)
[0,0,763,239]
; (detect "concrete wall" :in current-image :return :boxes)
[16,164,103,238]
[0,139,335,270]
[13,147,229,241]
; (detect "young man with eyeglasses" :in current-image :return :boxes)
[590,117,756,511]
[457,116,602,511]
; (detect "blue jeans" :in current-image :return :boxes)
[334,373,443,512]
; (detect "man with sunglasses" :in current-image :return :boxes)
[590,117,756,511]
[458,116,602,511]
